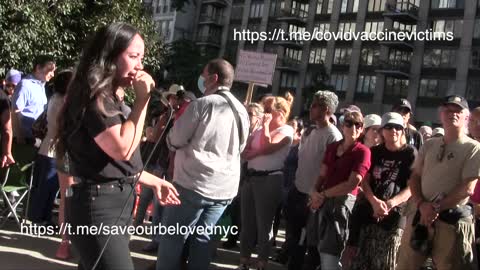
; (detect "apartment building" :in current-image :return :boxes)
[210,0,480,123]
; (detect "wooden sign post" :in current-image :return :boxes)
[245,82,255,104]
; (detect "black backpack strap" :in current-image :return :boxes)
[216,91,245,146]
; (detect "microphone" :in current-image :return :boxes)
[159,92,173,112]
[148,88,173,118]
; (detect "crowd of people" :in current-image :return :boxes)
[1,22,480,270]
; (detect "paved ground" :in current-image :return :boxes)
[0,220,287,270]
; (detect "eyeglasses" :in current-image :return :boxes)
[383,124,403,131]
[437,142,446,162]
[344,119,363,129]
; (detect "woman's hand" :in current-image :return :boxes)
[153,180,181,206]
[308,191,325,210]
[1,153,14,167]
[370,197,389,219]
[132,71,155,100]
[138,170,180,205]
[262,113,272,127]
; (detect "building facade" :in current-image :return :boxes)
[144,0,197,43]
[212,0,480,124]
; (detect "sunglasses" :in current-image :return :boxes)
[5,83,15,88]
[383,124,403,131]
[344,119,363,129]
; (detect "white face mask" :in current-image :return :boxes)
[197,75,206,94]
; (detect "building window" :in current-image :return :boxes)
[232,5,243,20]
[471,48,480,69]
[289,24,306,34]
[340,0,359,13]
[474,19,480,39]
[292,1,309,18]
[270,0,277,16]
[385,78,409,96]
[419,79,455,98]
[360,47,380,65]
[250,2,264,18]
[432,19,463,39]
[156,0,162,13]
[330,73,349,92]
[285,48,302,61]
[334,48,352,65]
[316,0,333,14]
[467,80,480,101]
[313,22,330,33]
[393,22,416,32]
[357,75,376,93]
[280,72,299,88]
[423,49,456,68]
[364,21,383,33]
[338,22,356,33]
[367,0,386,12]
[389,49,411,62]
[431,0,464,9]
[309,47,327,64]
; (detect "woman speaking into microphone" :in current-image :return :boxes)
[55,22,180,270]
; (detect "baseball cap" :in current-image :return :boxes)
[339,104,361,114]
[442,95,469,110]
[432,127,445,137]
[5,69,22,84]
[381,112,405,128]
[364,114,382,129]
[392,98,412,112]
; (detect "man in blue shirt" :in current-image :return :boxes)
[13,55,55,143]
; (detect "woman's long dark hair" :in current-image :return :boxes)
[55,22,140,159]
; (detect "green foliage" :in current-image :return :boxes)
[163,39,217,94]
[0,0,165,78]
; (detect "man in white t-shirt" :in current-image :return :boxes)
[285,91,343,270]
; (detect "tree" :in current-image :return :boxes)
[0,0,165,80]
[163,39,216,94]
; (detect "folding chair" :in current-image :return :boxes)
[0,143,36,229]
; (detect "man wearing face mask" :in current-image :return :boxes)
[157,58,249,270]
[12,55,56,144]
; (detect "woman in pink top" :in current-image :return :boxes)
[238,93,295,270]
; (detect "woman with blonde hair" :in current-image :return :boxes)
[238,93,294,270]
